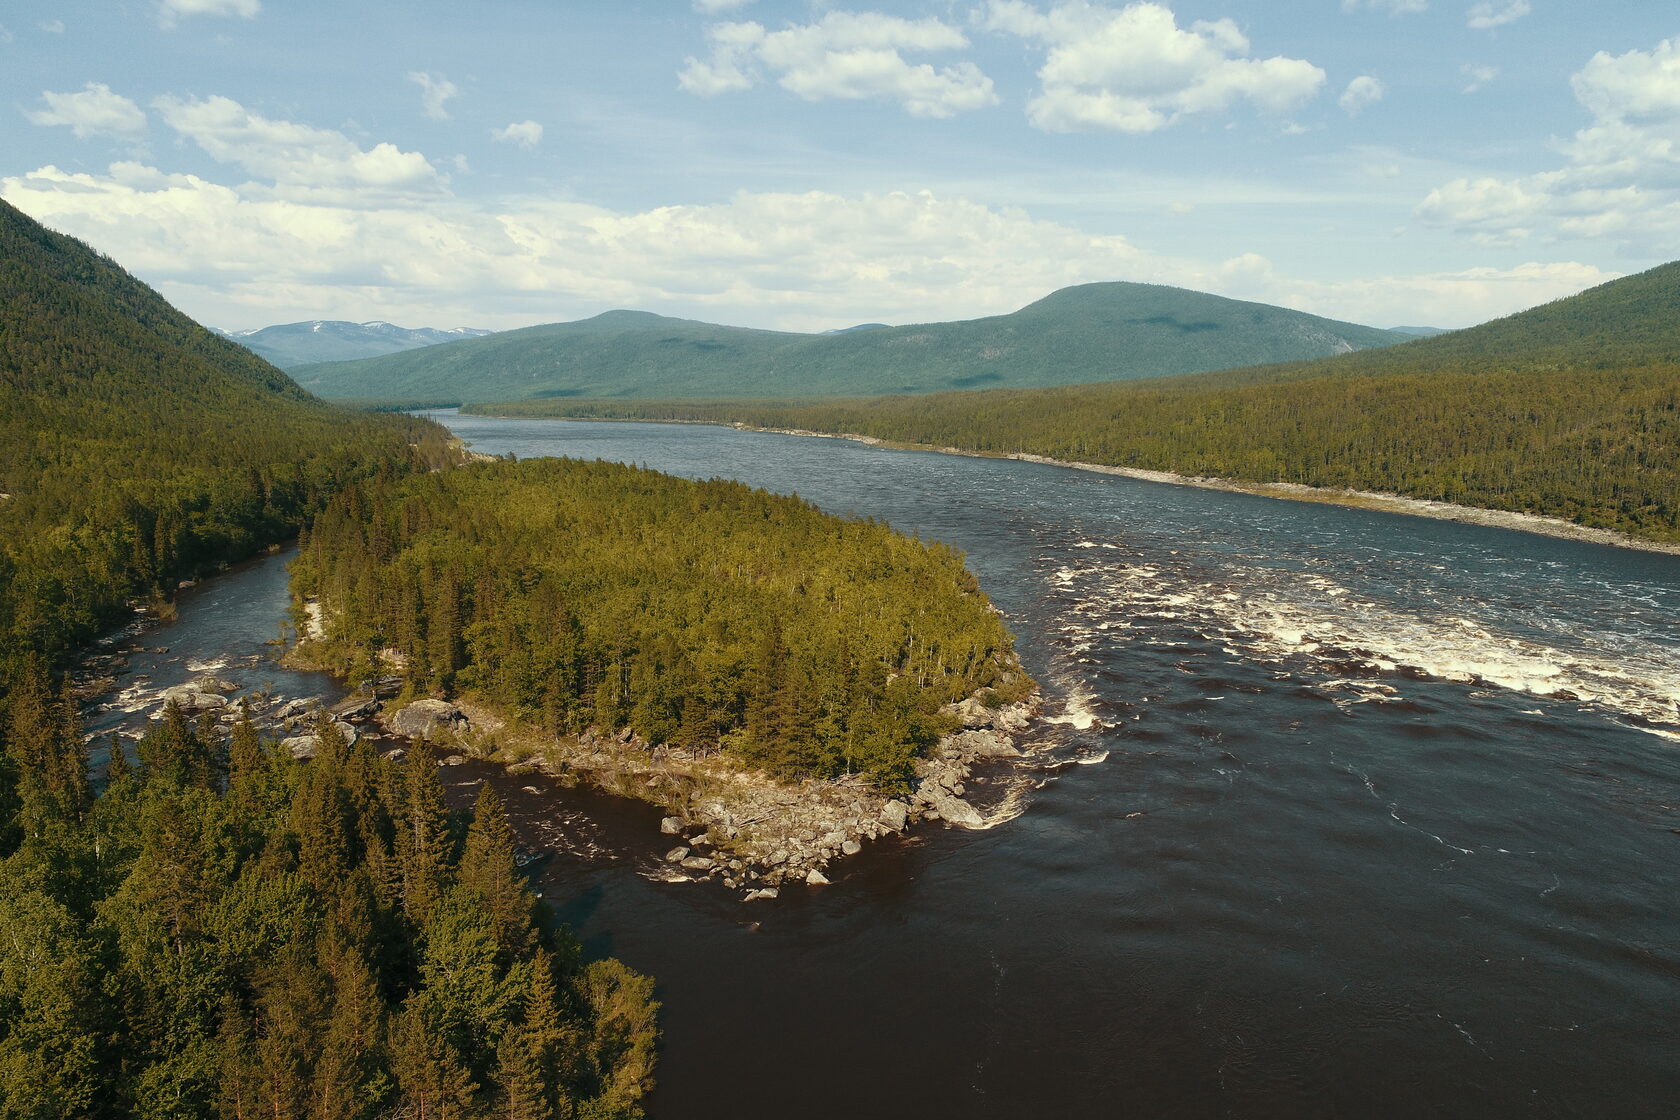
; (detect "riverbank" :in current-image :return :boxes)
[288,602,1043,898]
[454,409,1680,555]
[711,423,1680,556]
[358,685,1041,899]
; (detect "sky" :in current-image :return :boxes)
[1,1,1677,334]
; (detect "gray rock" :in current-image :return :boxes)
[743,887,780,902]
[805,869,831,886]
[443,755,467,766]
[274,697,319,720]
[280,735,318,760]
[389,699,466,739]
[326,720,358,747]
[660,816,684,835]
[681,856,716,872]
[841,839,862,856]
[664,847,690,862]
[880,800,909,830]
[927,792,984,828]
[953,728,1019,759]
[330,695,381,720]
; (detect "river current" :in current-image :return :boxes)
[93,413,1680,1118]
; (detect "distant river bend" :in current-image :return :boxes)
[97,411,1680,1119]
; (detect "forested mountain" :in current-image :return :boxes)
[0,198,456,681]
[217,320,494,370]
[472,262,1680,543]
[292,458,1031,786]
[0,199,662,1116]
[292,282,1412,403]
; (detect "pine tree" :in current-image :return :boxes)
[458,784,535,959]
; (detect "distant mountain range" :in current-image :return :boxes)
[291,283,1416,402]
[494,261,1679,542]
[215,320,494,369]
[1388,325,1453,337]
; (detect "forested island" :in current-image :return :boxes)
[290,457,1037,889]
[470,262,1680,544]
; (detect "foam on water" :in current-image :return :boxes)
[1040,548,1680,731]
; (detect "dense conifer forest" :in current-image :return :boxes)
[291,458,1031,786]
[471,263,1680,543]
[0,201,660,1116]
[0,666,658,1117]
[0,197,458,686]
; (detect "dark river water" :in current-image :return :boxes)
[94,412,1680,1118]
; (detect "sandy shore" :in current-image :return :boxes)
[729,424,1680,557]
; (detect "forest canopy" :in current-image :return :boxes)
[291,457,1032,786]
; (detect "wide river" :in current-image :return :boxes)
[100,412,1680,1118]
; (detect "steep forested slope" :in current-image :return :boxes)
[0,199,661,1119]
[293,283,1411,403]
[473,264,1680,542]
[0,198,455,678]
[291,457,1031,786]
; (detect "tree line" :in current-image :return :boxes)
[290,457,1032,786]
[0,659,658,1117]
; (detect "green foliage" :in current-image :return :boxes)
[0,701,659,1118]
[476,263,1680,543]
[295,283,1409,403]
[0,197,458,690]
[291,458,1029,785]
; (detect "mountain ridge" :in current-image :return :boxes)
[292,281,1415,402]
[215,318,494,369]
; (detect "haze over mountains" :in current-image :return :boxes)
[215,320,494,370]
[292,282,1415,403]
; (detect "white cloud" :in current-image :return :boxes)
[1,158,1604,333]
[980,2,1325,134]
[1340,75,1384,116]
[25,83,148,140]
[151,94,446,199]
[1339,0,1428,14]
[157,0,260,26]
[1420,38,1680,253]
[1461,65,1498,93]
[492,120,543,149]
[679,12,998,118]
[39,19,66,33]
[1466,0,1530,30]
[407,72,460,121]
[694,0,755,11]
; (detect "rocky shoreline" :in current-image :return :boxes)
[285,607,1043,898]
[371,688,1041,900]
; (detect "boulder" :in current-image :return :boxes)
[193,675,239,694]
[841,839,862,856]
[274,697,320,721]
[329,721,358,747]
[664,847,690,863]
[330,695,381,720]
[660,816,684,835]
[160,686,227,712]
[390,699,466,739]
[927,791,984,828]
[879,800,909,831]
[952,729,1019,759]
[743,888,780,902]
[281,735,318,760]
[681,856,716,872]
[805,869,831,886]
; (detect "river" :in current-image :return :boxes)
[92,412,1680,1118]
